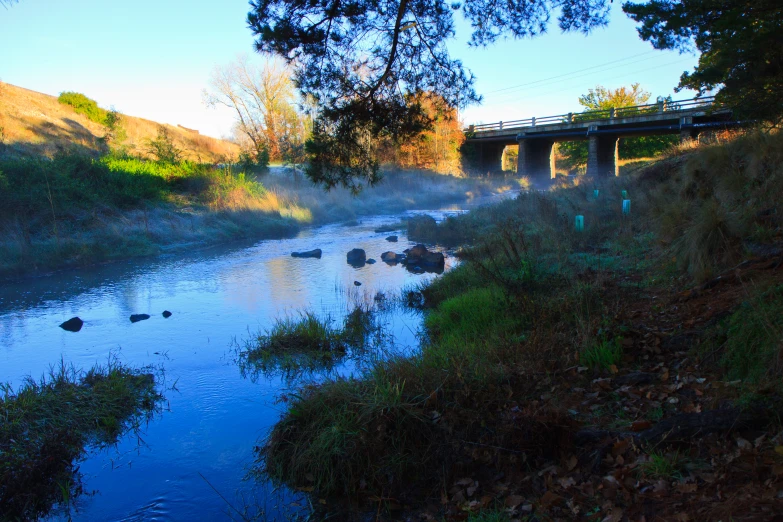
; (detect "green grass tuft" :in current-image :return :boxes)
[0,358,162,520]
[580,337,623,371]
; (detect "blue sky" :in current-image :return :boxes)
[1,0,700,138]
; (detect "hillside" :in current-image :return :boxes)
[0,82,239,162]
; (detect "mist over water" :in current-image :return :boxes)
[0,195,509,520]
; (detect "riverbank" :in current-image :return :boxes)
[258,130,783,520]
[0,153,516,280]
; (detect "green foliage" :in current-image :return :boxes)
[624,0,783,124]
[248,0,614,188]
[0,358,162,520]
[145,126,182,164]
[580,336,623,370]
[712,285,783,384]
[559,84,675,169]
[638,450,684,480]
[101,109,127,151]
[57,91,108,124]
[579,83,651,110]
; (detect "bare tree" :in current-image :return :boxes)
[204,55,303,164]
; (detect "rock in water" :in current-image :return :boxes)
[366,258,376,264]
[291,249,322,258]
[346,248,366,267]
[162,311,172,318]
[130,314,151,323]
[405,244,445,268]
[60,317,84,332]
[354,281,362,286]
[386,235,398,242]
[381,251,405,264]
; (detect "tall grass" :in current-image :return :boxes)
[257,128,783,508]
[0,358,163,520]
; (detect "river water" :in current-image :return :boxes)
[0,195,510,521]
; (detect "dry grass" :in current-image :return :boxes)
[0,82,239,161]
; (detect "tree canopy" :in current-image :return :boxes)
[559,83,677,169]
[247,0,613,190]
[623,0,783,124]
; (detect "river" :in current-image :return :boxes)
[0,194,511,521]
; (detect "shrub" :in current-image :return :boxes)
[57,91,108,124]
[145,126,182,163]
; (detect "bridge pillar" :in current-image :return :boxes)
[474,141,506,174]
[517,136,556,180]
[587,129,618,177]
[679,116,700,144]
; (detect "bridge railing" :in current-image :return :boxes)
[467,96,717,134]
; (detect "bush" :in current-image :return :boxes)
[57,91,108,124]
[145,126,182,164]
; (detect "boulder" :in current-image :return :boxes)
[381,251,405,263]
[405,244,445,268]
[130,314,151,323]
[291,249,322,259]
[366,258,376,264]
[346,248,366,267]
[162,310,173,318]
[386,235,398,242]
[59,317,84,332]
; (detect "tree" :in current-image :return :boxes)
[396,94,465,174]
[623,0,783,124]
[559,84,677,169]
[204,56,304,167]
[578,83,651,111]
[247,0,614,190]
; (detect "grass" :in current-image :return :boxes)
[708,284,783,384]
[0,357,163,520]
[238,305,386,379]
[253,128,783,514]
[580,336,623,371]
[0,153,308,277]
[638,450,685,480]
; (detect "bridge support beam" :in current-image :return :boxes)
[679,116,700,144]
[473,141,507,174]
[517,137,556,180]
[587,130,618,177]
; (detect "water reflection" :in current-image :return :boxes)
[0,193,512,520]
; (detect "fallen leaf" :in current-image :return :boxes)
[566,455,578,471]
[775,446,783,456]
[505,495,525,508]
[540,490,563,508]
[610,364,619,374]
[631,420,652,432]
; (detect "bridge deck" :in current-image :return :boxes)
[466,96,722,142]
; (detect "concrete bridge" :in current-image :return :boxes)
[465,96,738,179]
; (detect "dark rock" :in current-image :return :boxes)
[291,249,322,259]
[130,314,151,323]
[162,310,172,318]
[346,248,366,267]
[366,258,376,264]
[405,244,445,268]
[386,235,398,242]
[60,317,84,332]
[354,281,362,286]
[381,251,405,264]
